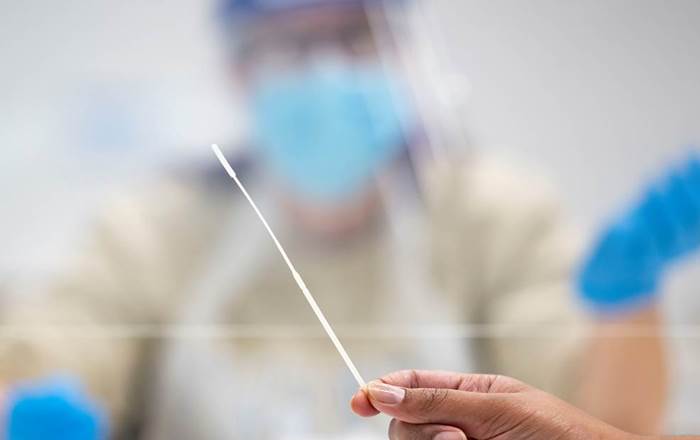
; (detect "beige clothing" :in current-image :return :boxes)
[0,155,585,439]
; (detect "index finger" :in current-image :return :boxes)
[377,370,528,394]
[350,370,528,418]
[351,370,464,418]
[350,387,379,417]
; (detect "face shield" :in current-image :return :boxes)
[220,0,473,325]
[220,0,470,205]
[366,0,472,161]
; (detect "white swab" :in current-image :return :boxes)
[211,144,366,387]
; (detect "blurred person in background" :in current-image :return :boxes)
[0,0,667,439]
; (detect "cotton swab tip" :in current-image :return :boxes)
[211,144,237,178]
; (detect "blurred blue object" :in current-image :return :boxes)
[5,377,107,440]
[251,61,411,201]
[218,0,400,21]
[578,215,664,313]
[579,152,700,314]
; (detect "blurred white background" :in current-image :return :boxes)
[1,0,699,432]
[1,0,240,280]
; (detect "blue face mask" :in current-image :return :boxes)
[250,62,413,202]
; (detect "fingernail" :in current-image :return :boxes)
[434,432,466,440]
[367,381,405,405]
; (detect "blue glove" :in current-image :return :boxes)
[578,152,700,314]
[5,377,107,440]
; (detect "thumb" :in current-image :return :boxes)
[365,380,510,435]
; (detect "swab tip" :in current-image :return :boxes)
[211,144,237,178]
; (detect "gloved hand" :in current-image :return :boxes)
[578,152,700,314]
[5,377,107,440]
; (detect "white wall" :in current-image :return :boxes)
[1,0,241,278]
[433,0,700,226]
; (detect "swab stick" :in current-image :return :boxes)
[211,144,366,387]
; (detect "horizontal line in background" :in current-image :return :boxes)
[0,324,695,339]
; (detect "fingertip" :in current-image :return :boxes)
[350,388,379,417]
[390,420,467,440]
[434,430,468,440]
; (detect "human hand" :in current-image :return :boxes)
[350,370,632,440]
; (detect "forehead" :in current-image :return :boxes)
[243,5,372,40]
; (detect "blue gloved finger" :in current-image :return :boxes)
[578,218,662,314]
[579,149,700,315]
[633,185,684,260]
[680,154,700,238]
[6,376,107,440]
[616,216,663,291]
[681,153,700,210]
[660,172,698,254]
